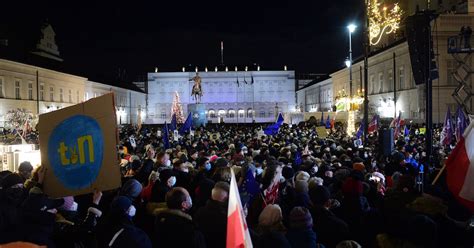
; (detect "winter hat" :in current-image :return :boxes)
[209,155,219,163]
[130,160,141,170]
[352,162,365,172]
[59,196,75,211]
[111,196,132,215]
[282,166,295,180]
[289,207,313,229]
[258,204,283,227]
[0,173,23,189]
[309,185,330,206]
[120,179,143,199]
[308,177,324,189]
[215,158,229,168]
[371,172,386,184]
[295,171,310,182]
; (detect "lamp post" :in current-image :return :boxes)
[347,24,356,97]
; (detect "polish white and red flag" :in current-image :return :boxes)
[446,121,474,213]
[227,169,253,248]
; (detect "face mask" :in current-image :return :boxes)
[256,168,264,176]
[165,159,171,167]
[70,202,78,212]
[128,205,136,217]
[168,176,176,187]
[204,162,211,171]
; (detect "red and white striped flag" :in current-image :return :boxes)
[227,169,253,248]
[446,121,474,213]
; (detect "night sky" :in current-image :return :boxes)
[2,1,365,82]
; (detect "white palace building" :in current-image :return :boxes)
[146,69,296,124]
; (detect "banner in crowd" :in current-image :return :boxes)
[446,121,474,213]
[227,169,253,248]
[38,93,121,197]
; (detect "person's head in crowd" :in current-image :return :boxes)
[289,207,313,230]
[396,175,416,193]
[147,171,158,185]
[189,149,198,160]
[172,158,186,172]
[165,187,192,212]
[120,179,143,200]
[18,161,33,182]
[309,185,331,208]
[1,173,24,203]
[211,181,230,203]
[159,169,177,188]
[282,166,295,181]
[156,151,171,167]
[295,180,309,194]
[213,167,232,183]
[308,177,324,189]
[196,157,211,172]
[215,157,229,168]
[110,196,136,219]
[295,171,310,182]
[258,204,284,231]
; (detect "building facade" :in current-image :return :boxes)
[147,70,296,124]
[296,77,333,113]
[331,13,474,123]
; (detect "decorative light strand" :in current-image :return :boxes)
[368,0,402,45]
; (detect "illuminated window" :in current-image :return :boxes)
[39,84,44,101]
[399,66,405,89]
[50,86,54,101]
[68,89,72,103]
[15,80,21,99]
[59,88,64,102]
[378,72,384,93]
[28,82,33,100]
[0,77,4,98]
[388,70,393,91]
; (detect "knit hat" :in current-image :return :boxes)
[295,171,310,182]
[59,196,75,211]
[215,158,229,168]
[209,155,219,163]
[111,196,132,215]
[352,162,365,172]
[371,172,386,184]
[309,185,330,206]
[289,207,313,229]
[0,173,23,189]
[258,204,282,227]
[120,179,143,199]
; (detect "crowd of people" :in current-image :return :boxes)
[1,121,473,248]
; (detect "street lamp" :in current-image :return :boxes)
[347,23,356,97]
[345,58,351,68]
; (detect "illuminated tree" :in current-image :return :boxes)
[171,91,185,123]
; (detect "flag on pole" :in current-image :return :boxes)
[179,112,193,135]
[446,121,474,213]
[368,115,379,133]
[455,106,469,142]
[227,169,253,248]
[325,115,331,129]
[393,112,402,140]
[356,122,364,139]
[163,121,170,149]
[264,113,284,136]
[404,125,410,137]
[170,113,177,131]
[330,112,336,130]
[440,107,454,146]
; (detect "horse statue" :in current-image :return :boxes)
[190,72,203,103]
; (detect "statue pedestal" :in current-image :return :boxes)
[188,103,207,128]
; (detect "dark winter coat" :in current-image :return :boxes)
[154,208,206,248]
[286,228,318,248]
[310,205,350,248]
[194,199,228,248]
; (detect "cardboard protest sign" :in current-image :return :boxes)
[419,128,426,135]
[38,93,120,198]
[316,126,328,138]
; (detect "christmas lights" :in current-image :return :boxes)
[368,0,402,46]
